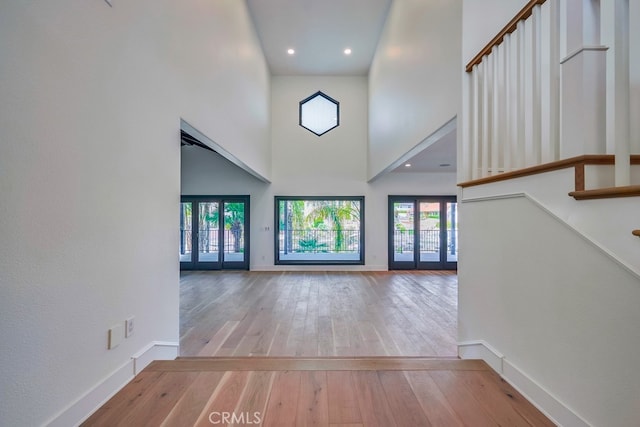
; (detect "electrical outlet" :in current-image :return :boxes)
[125,316,135,338]
[108,324,124,349]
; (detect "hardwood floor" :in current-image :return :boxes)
[83,272,556,426]
[179,271,458,357]
[82,357,555,426]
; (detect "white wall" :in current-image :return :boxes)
[271,76,369,186]
[630,0,640,153]
[171,1,271,179]
[0,1,269,425]
[368,0,462,179]
[461,0,529,64]
[462,168,640,276]
[459,193,640,427]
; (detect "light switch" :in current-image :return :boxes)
[108,324,124,349]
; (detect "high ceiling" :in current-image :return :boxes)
[245,0,456,174]
[246,0,392,76]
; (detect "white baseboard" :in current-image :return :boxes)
[457,340,503,373]
[132,341,179,374]
[46,360,133,427]
[458,340,590,427]
[46,341,179,427]
[502,359,589,427]
[251,264,388,272]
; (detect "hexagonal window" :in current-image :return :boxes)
[299,91,339,136]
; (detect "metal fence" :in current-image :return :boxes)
[180,229,244,254]
[394,229,458,253]
[279,229,360,253]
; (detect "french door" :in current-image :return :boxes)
[388,196,457,270]
[180,196,249,270]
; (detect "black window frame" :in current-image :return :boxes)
[298,91,340,136]
[274,196,364,265]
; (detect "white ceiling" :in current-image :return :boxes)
[246,0,392,76]
[245,0,456,174]
[391,128,457,173]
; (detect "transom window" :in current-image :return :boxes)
[299,91,339,136]
[275,196,364,265]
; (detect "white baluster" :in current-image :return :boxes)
[532,5,542,165]
[524,17,535,166]
[492,46,500,175]
[603,0,631,186]
[517,20,526,169]
[504,33,513,173]
[482,58,491,177]
[472,66,481,179]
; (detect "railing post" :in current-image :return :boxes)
[560,0,607,158]
[602,0,631,186]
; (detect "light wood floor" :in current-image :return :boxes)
[179,271,458,357]
[83,272,556,426]
[82,357,555,426]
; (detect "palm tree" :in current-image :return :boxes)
[305,200,360,252]
[281,200,305,253]
[224,203,245,253]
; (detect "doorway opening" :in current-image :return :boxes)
[388,196,457,270]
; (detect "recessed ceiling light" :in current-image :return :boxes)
[405,163,411,167]
[287,48,295,55]
[344,48,352,55]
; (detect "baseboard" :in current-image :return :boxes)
[251,264,388,272]
[457,340,503,372]
[458,340,590,427]
[46,341,179,427]
[502,359,590,427]
[132,341,179,374]
[46,360,133,427]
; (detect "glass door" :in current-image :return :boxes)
[180,202,194,265]
[222,201,247,267]
[180,196,249,270]
[391,201,416,269]
[416,199,457,269]
[196,201,221,269]
[446,202,458,265]
[388,196,457,270]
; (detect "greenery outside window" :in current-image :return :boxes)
[275,196,364,265]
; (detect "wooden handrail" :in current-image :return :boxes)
[458,154,640,189]
[465,0,547,72]
[459,155,615,188]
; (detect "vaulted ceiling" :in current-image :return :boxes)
[245,0,456,173]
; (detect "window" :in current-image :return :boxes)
[275,196,364,265]
[299,91,339,136]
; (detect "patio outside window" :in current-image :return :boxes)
[275,196,364,265]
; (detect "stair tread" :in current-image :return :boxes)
[569,185,640,200]
[145,356,488,372]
